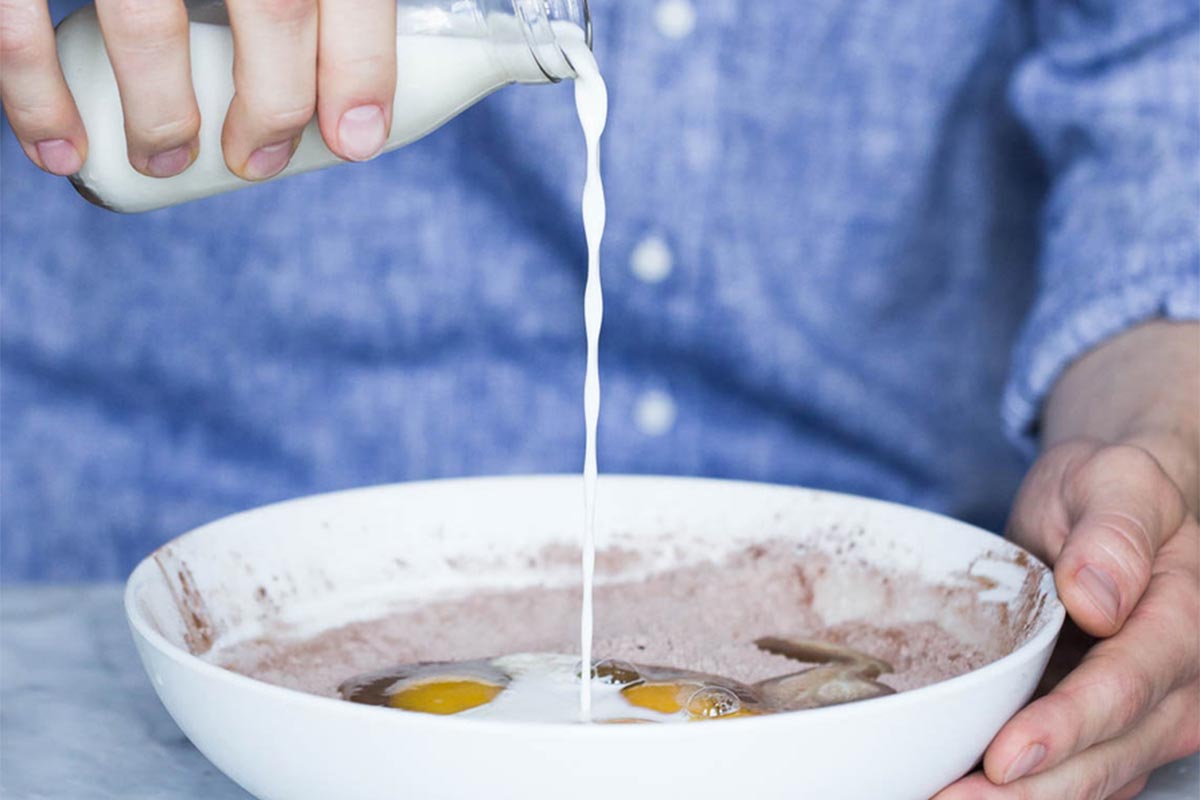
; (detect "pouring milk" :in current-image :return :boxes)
[54,0,610,720]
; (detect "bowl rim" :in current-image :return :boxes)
[125,473,1066,738]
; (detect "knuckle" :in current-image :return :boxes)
[1068,753,1128,800]
[1110,777,1147,800]
[1154,479,1188,528]
[1049,438,1103,477]
[322,50,395,84]
[6,100,73,137]
[254,0,315,26]
[252,101,315,136]
[1145,576,1200,679]
[1122,777,1150,799]
[1025,691,1085,752]
[1013,780,1040,800]
[1076,771,1110,800]
[1054,655,1151,747]
[1,84,77,137]
[1159,683,1200,761]
[1071,444,1160,499]
[1097,444,1160,480]
[1098,657,1152,729]
[1106,443,1187,518]
[130,106,200,149]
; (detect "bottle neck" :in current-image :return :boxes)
[509,0,591,82]
[188,2,590,85]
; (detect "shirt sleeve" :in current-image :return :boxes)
[1003,1,1200,453]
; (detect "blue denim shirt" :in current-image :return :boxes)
[2,0,1197,579]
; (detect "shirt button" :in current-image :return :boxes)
[634,390,677,437]
[630,235,674,283]
[655,0,697,40]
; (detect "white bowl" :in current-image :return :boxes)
[125,475,1064,800]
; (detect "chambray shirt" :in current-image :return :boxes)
[2,1,1197,580]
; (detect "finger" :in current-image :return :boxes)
[1107,774,1148,800]
[937,684,1198,800]
[223,0,317,180]
[95,0,200,177]
[1023,684,1197,799]
[931,771,995,800]
[934,768,1151,800]
[1004,440,1098,565]
[984,528,1199,783]
[1056,445,1187,636]
[315,0,395,162]
[0,0,87,174]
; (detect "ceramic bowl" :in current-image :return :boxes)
[125,475,1064,800]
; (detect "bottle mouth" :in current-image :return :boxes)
[512,0,591,82]
[581,0,593,49]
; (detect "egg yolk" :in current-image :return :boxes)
[622,682,757,720]
[621,682,694,714]
[388,679,504,715]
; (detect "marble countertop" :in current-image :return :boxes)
[2,584,1196,799]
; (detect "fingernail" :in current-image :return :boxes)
[35,139,83,175]
[1077,564,1120,623]
[1003,742,1046,783]
[145,143,194,178]
[244,140,295,180]
[337,105,386,161]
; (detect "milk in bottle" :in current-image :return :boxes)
[54,0,591,212]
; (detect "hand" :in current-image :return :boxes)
[936,438,1200,799]
[0,0,397,179]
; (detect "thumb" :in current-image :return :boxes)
[1054,445,1186,637]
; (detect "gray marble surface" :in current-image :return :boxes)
[1,584,1197,799]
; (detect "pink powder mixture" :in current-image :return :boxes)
[217,542,1011,698]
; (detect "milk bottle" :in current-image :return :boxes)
[55,0,591,212]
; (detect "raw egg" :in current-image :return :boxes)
[338,639,893,723]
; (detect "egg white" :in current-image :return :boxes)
[455,653,684,724]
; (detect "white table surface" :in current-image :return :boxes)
[2,584,1196,799]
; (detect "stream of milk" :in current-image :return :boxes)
[561,34,609,722]
[58,0,611,720]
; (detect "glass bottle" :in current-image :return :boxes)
[55,0,591,213]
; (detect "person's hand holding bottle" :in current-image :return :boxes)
[0,0,399,179]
